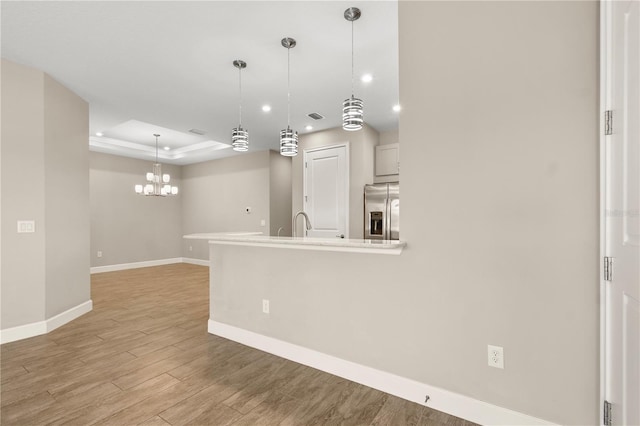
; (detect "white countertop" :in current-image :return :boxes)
[183,232,264,240]
[183,233,406,255]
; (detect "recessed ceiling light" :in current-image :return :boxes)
[95,132,104,137]
[361,74,373,83]
[164,146,170,151]
[393,104,401,112]
[305,125,313,131]
[262,105,271,112]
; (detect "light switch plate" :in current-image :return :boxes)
[17,220,35,233]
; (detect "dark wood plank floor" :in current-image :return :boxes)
[1,263,475,425]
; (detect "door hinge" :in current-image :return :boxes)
[605,110,613,135]
[604,400,612,426]
[604,256,613,281]
[305,162,308,168]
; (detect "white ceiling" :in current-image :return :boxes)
[1,1,399,165]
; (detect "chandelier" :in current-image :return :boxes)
[280,37,298,157]
[342,7,364,131]
[134,134,178,196]
[231,59,249,152]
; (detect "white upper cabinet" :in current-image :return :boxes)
[375,143,400,179]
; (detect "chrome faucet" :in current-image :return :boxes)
[292,211,312,238]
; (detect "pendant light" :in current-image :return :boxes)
[134,134,178,196]
[280,37,298,157]
[342,7,364,131]
[231,60,249,152]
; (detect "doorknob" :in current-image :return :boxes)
[336,234,345,239]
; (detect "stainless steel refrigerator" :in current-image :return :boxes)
[364,183,399,240]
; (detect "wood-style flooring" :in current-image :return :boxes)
[1,263,476,425]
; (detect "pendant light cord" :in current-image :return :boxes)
[351,19,355,97]
[238,66,242,126]
[155,135,159,164]
[287,46,291,128]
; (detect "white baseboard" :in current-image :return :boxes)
[90,257,183,274]
[181,257,209,267]
[208,320,557,426]
[1,300,93,345]
[46,300,93,333]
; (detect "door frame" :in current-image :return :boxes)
[302,142,350,238]
[599,0,611,423]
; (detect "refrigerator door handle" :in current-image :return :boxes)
[384,198,390,240]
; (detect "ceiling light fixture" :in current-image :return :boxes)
[305,125,313,131]
[262,105,272,112]
[164,146,170,150]
[96,132,104,137]
[231,60,249,152]
[343,7,363,132]
[361,74,373,83]
[280,37,298,157]
[134,134,178,196]
[393,104,401,112]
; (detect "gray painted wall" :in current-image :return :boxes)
[1,59,91,329]
[181,151,271,260]
[209,1,599,424]
[292,125,378,239]
[90,151,183,267]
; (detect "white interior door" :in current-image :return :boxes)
[604,0,640,424]
[303,145,348,238]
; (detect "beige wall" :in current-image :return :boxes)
[90,151,183,267]
[181,151,271,260]
[1,59,90,328]
[398,1,598,423]
[293,125,378,239]
[379,129,399,146]
[1,60,47,328]
[269,150,292,237]
[209,1,599,424]
[44,74,91,317]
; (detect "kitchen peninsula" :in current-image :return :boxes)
[183,232,407,402]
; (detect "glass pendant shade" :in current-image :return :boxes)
[279,127,298,157]
[342,96,364,131]
[135,134,178,197]
[232,126,249,152]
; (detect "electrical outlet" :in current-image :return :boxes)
[260,219,266,227]
[189,245,193,252]
[97,251,103,258]
[262,299,270,314]
[488,345,504,369]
